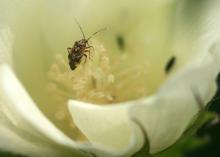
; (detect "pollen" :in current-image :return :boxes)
[48,40,115,104]
[47,39,150,140]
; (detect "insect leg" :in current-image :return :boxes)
[87,45,95,51]
[84,49,92,59]
[87,42,95,51]
[83,54,87,64]
[85,46,94,59]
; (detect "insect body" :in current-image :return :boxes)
[67,39,91,70]
[67,20,106,70]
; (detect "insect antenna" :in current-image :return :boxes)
[74,17,86,39]
[87,27,107,41]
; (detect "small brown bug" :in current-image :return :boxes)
[67,19,106,70]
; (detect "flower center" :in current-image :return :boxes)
[48,39,152,105]
[46,39,156,140]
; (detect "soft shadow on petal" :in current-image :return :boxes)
[68,1,220,155]
[0,27,13,65]
[172,0,220,64]
[0,125,51,156]
[128,2,220,152]
[68,100,145,157]
[130,49,220,154]
[0,65,87,157]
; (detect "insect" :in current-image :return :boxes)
[67,20,106,70]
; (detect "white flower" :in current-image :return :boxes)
[1,0,220,157]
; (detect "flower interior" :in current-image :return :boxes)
[10,1,196,141]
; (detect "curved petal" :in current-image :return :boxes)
[130,0,220,152]
[69,44,220,156]
[130,49,220,154]
[69,0,220,155]
[41,0,177,59]
[68,100,145,157]
[128,1,220,153]
[0,126,53,156]
[172,0,220,63]
[0,65,86,157]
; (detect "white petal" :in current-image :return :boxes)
[130,50,220,154]
[0,0,43,65]
[0,126,53,156]
[173,0,220,62]
[0,27,13,65]
[69,48,220,156]
[68,100,145,157]
[68,1,219,153]
[128,1,220,153]
[68,1,220,155]
[41,0,176,57]
[0,65,87,157]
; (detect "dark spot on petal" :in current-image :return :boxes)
[165,56,176,74]
[116,34,125,51]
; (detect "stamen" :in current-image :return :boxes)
[47,39,151,140]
